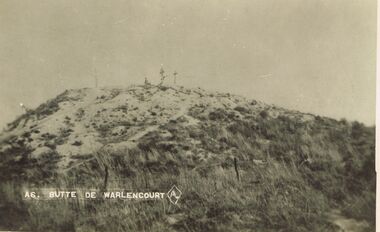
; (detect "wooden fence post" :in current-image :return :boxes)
[103,166,109,191]
[234,157,240,181]
[143,168,150,189]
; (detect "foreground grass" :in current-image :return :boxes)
[1,156,343,232]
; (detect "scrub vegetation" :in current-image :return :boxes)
[0,85,375,231]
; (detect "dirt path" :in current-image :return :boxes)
[328,210,370,232]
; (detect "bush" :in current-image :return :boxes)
[259,110,269,119]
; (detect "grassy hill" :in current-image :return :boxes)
[0,84,375,231]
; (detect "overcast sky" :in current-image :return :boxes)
[0,0,376,128]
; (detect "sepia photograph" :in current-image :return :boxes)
[0,0,376,231]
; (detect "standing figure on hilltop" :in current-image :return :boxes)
[173,71,178,85]
[144,77,150,86]
[159,66,167,86]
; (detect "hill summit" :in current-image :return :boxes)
[0,84,375,231]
